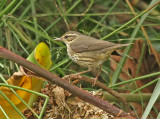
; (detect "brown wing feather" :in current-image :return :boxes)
[70,35,130,53]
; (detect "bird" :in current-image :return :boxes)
[55,31,131,85]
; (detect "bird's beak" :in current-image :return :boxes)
[54,37,62,41]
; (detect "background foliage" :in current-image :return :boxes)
[0,0,160,118]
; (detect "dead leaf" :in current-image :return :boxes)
[0,76,32,119]
[0,42,52,119]
[26,84,114,119]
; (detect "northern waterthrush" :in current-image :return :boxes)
[55,31,131,85]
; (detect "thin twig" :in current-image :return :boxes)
[62,74,127,105]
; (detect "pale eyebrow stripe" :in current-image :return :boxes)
[64,34,78,37]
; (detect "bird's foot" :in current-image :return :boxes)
[71,73,82,79]
[62,73,82,83]
[69,73,82,84]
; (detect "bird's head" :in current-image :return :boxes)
[55,31,82,44]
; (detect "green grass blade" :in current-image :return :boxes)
[111,0,160,85]
[0,106,9,119]
[142,78,160,119]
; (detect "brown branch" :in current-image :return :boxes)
[63,74,127,105]
[0,47,129,117]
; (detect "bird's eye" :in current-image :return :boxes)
[64,35,68,39]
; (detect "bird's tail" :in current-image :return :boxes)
[109,43,133,50]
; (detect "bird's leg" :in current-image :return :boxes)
[92,65,102,86]
[72,68,92,84]
[76,67,92,75]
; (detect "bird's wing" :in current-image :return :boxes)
[70,36,129,53]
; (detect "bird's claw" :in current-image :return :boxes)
[71,73,82,79]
